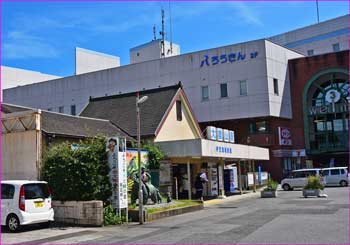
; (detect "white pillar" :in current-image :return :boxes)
[218,159,226,199]
[187,161,192,200]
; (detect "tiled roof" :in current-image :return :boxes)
[2,103,133,140]
[80,84,181,137]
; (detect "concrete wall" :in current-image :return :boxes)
[130,40,180,64]
[52,201,103,226]
[3,39,302,121]
[2,130,39,180]
[1,66,60,91]
[75,47,120,75]
[269,15,349,56]
[265,41,303,119]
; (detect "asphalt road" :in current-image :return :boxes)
[2,187,349,244]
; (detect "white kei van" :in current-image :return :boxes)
[321,167,349,187]
[1,180,54,232]
[281,169,322,191]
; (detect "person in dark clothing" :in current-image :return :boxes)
[195,172,208,201]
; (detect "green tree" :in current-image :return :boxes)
[143,143,165,170]
[41,137,112,202]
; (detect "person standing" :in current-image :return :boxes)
[195,171,208,201]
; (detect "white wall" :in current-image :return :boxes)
[130,40,180,64]
[265,41,304,119]
[3,39,303,121]
[269,15,349,56]
[75,47,120,75]
[1,66,60,95]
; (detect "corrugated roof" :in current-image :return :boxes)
[80,84,181,137]
[2,103,133,140]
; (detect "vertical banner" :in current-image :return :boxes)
[106,137,127,209]
[278,127,292,145]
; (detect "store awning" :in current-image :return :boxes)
[156,139,269,161]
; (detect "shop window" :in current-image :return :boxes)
[176,100,182,121]
[220,83,228,98]
[307,49,314,56]
[201,86,209,101]
[71,105,76,115]
[332,43,340,52]
[273,78,279,95]
[249,121,269,134]
[59,106,64,113]
[240,80,247,96]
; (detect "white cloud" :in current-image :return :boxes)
[3,31,59,59]
[228,2,263,26]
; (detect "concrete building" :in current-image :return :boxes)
[75,47,120,75]
[3,15,349,180]
[130,39,180,64]
[2,103,132,180]
[1,66,60,91]
[3,39,303,121]
[269,14,349,56]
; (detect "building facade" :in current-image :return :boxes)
[269,14,349,56]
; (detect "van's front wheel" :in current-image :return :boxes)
[7,214,20,232]
[340,180,348,187]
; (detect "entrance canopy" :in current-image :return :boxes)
[157,139,269,161]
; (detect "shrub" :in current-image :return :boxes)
[103,205,122,225]
[41,136,112,202]
[263,179,278,191]
[143,143,165,170]
[304,175,324,190]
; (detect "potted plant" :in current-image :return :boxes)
[261,179,278,198]
[302,175,325,198]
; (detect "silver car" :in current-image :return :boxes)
[281,169,322,191]
[321,167,349,187]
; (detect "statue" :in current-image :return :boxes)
[131,167,162,205]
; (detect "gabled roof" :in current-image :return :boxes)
[80,84,184,137]
[2,103,133,140]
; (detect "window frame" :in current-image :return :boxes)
[201,85,209,101]
[71,105,76,116]
[220,83,228,98]
[273,78,279,95]
[239,80,247,96]
[176,100,182,121]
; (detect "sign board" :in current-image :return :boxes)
[206,126,217,140]
[107,137,127,209]
[217,128,223,141]
[278,127,292,146]
[330,158,335,168]
[223,129,229,142]
[229,130,235,143]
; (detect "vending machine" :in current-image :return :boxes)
[224,166,238,193]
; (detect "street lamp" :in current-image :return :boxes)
[136,92,148,224]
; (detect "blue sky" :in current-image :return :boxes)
[2,1,349,76]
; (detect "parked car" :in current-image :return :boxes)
[321,167,349,187]
[1,180,54,232]
[281,169,322,191]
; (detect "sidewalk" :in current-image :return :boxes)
[203,189,262,206]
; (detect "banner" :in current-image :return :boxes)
[106,137,127,209]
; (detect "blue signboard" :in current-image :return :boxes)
[224,129,229,142]
[200,51,258,67]
[229,131,235,143]
[216,146,232,154]
[217,128,223,141]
